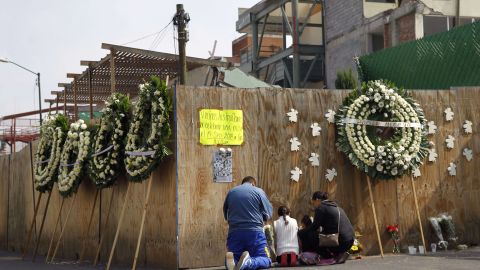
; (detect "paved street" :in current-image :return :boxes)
[1,247,479,270]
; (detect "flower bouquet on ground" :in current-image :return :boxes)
[438,213,459,247]
[350,231,363,259]
[429,217,448,249]
[263,224,276,261]
[386,224,400,253]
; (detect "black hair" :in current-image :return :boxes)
[242,176,256,184]
[301,215,312,227]
[312,191,329,201]
[278,206,290,225]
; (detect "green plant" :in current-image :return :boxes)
[335,69,358,89]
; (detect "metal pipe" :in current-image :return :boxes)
[292,0,300,88]
[251,13,258,77]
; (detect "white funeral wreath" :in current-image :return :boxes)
[124,76,172,182]
[57,119,91,197]
[34,114,68,192]
[89,93,130,188]
[336,80,429,180]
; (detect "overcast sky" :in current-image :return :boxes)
[0,0,258,117]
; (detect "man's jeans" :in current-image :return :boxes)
[227,230,271,270]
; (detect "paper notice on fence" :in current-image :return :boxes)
[213,149,233,183]
[199,109,243,145]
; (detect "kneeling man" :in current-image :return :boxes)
[223,176,273,270]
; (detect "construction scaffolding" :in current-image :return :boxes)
[0,106,67,154]
[236,0,324,88]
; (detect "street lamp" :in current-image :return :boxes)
[0,57,43,124]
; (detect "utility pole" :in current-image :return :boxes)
[173,4,190,85]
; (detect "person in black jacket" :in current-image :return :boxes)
[297,215,320,265]
[308,191,354,264]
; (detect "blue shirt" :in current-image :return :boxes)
[223,183,273,232]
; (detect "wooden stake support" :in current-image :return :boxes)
[45,197,65,262]
[411,176,427,254]
[22,192,43,259]
[106,182,131,270]
[132,176,154,270]
[32,190,52,262]
[78,189,99,263]
[50,193,78,263]
[366,176,384,258]
[93,187,115,267]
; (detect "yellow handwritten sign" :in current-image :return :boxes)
[199,109,243,145]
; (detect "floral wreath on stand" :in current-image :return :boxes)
[88,93,131,189]
[57,119,92,197]
[34,114,69,193]
[124,76,172,182]
[336,80,429,179]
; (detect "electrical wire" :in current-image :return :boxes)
[149,24,171,51]
[149,20,174,50]
[121,20,173,46]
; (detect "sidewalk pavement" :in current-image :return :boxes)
[1,247,479,270]
[198,247,480,270]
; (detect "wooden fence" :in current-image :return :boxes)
[1,86,479,269]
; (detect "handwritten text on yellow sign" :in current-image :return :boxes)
[199,109,243,145]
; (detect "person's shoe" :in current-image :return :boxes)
[317,258,336,266]
[225,252,235,270]
[335,252,350,264]
[234,251,251,270]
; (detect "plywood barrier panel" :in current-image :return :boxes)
[144,158,177,269]
[456,88,480,244]
[97,153,176,268]
[0,155,9,249]
[177,86,480,268]
[2,87,480,269]
[7,146,35,253]
[58,177,98,261]
[410,91,441,244]
[35,185,63,258]
[177,86,247,268]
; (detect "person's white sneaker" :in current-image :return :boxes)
[225,252,235,270]
[234,251,251,270]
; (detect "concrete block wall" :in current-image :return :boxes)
[324,0,365,88]
[324,0,364,41]
[325,31,365,88]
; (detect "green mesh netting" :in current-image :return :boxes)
[358,21,480,89]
